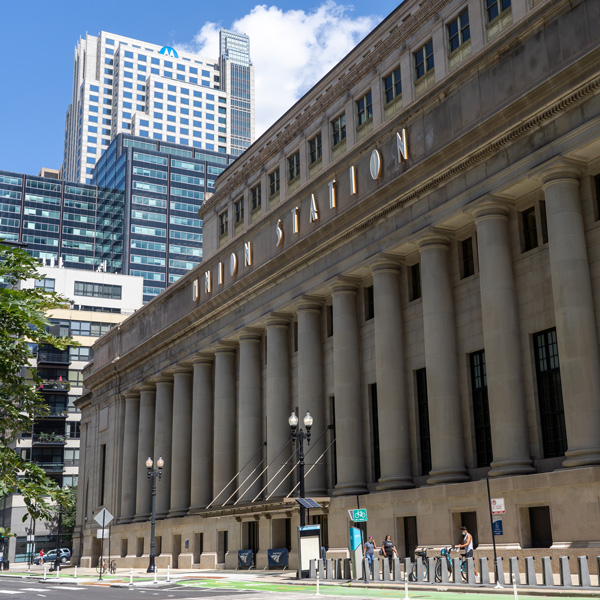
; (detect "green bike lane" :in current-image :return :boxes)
[178,578,600,600]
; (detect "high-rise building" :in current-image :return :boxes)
[1,135,232,302]
[0,265,143,566]
[63,29,253,184]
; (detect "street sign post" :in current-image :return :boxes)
[93,509,114,581]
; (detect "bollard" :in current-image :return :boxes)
[479,557,490,585]
[129,567,134,587]
[166,564,171,583]
[416,557,424,583]
[404,574,409,600]
[513,572,519,600]
[153,568,158,585]
[542,557,553,586]
[404,558,411,582]
[309,559,317,580]
[559,556,571,587]
[343,558,352,580]
[525,557,537,586]
[44,565,47,580]
[335,558,343,580]
[578,556,591,587]
[56,562,60,578]
[317,558,325,580]
[372,557,381,582]
[393,557,402,582]
[467,557,476,584]
[509,557,520,585]
[453,557,461,583]
[325,558,333,580]
[74,565,78,581]
[316,568,320,596]
[441,555,449,584]
[496,557,505,588]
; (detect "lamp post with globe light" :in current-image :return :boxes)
[146,456,164,573]
[288,411,313,527]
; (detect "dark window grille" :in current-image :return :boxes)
[416,368,431,475]
[410,263,421,301]
[522,207,538,251]
[469,350,493,467]
[534,328,567,458]
[364,286,374,321]
[369,384,381,481]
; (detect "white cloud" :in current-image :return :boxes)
[177,2,381,139]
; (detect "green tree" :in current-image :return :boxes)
[0,244,75,520]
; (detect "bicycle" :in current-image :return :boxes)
[96,559,107,575]
[434,547,467,582]
[410,548,430,581]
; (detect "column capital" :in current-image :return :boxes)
[192,353,214,366]
[153,375,174,386]
[171,366,193,376]
[214,342,237,356]
[239,328,263,342]
[466,196,512,222]
[139,383,156,393]
[331,276,361,294]
[417,230,452,252]
[533,156,583,186]
[296,295,325,312]
[371,255,402,275]
[123,390,140,401]
[266,313,292,328]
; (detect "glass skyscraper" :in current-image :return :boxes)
[63,30,253,184]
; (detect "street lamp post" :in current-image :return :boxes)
[288,411,313,527]
[146,456,164,573]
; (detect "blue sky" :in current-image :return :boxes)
[0,1,401,176]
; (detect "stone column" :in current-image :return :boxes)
[541,164,600,467]
[297,298,327,496]
[332,280,367,495]
[419,235,468,484]
[120,391,140,523]
[266,316,292,497]
[372,260,414,489]
[473,201,534,476]
[153,376,174,518]
[189,356,214,512]
[213,346,237,504]
[134,385,156,521]
[169,367,193,517]
[238,331,263,502]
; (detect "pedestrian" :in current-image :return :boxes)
[364,535,377,574]
[39,549,44,564]
[454,525,479,577]
[381,534,398,572]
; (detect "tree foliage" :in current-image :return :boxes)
[0,244,76,520]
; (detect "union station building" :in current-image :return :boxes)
[75,0,600,569]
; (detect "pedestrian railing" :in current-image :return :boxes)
[308,555,599,588]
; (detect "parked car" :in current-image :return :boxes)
[34,548,71,565]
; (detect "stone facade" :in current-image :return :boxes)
[76,0,600,572]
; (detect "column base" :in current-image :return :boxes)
[167,507,189,518]
[562,448,600,468]
[332,481,368,496]
[132,513,151,522]
[155,511,169,520]
[427,468,469,485]
[118,516,134,525]
[376,476,415,491]
[187,505,206,515]
[488,458,535,477]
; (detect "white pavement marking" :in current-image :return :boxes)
[19,590,46,593]
[0,592,24,595]
[49,586,81,590]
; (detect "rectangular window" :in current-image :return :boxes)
[35,278,55,291]
[234,197,244,224]
[383,67,402,104]
[540,200,548,244]
[356,91,373,127]
[461,237,475,278]
[288,151,300,182]
[409,263,421,301]
[309,133,322,164]
[364,285,374,321]
[251,184,261,211]
[522,206,538,251]
[331,114,346,147]
[326,304,333,338]
[414,40,434,80]
[369,383,381,482]
[269,168,280,197]
[219,210,229,237]
[533,328,567,458]
[416,368,431,476]
[447,9,470,53]
[74,281,122,299]
[486,0,511,22]
[469,350,493,467]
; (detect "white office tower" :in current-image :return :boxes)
[62,30,254,183]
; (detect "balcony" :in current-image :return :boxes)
[32,433,66,446]
[37,348,70,365]
[33,461,64,472]
[38,380,70,392]
[43,406,69,419]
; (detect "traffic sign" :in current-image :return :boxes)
[348,508,368,522]
[491,498,505,514]
[96,528,109,539]
[94,508,114,527]
[492,516,503,536]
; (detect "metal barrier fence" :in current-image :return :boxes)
[308,555,599,588]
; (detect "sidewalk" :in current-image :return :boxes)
[1,565,600,598]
